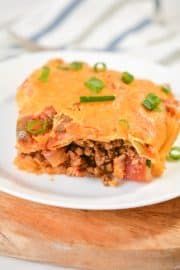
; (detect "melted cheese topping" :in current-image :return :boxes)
[16,59,179,173]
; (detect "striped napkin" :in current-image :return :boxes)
[2,0,180,67]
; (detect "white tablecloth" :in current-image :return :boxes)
[0,0,180,70]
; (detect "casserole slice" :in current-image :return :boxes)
[15,59,179,186]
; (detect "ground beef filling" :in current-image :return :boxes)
[20,139,145,185]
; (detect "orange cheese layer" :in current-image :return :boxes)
[16,59,179,175]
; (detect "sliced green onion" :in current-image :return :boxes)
[161,85,171,94]
[26,119,50,135]
[69,61,83,70]
[57,61,83,71]
[167,146,180,161]
[38,66,50,82]
[57,65,70,70]
[121,71,134,84]
[119,119,129,128]
[93,62,107,72]
[146,159,152,167]
[153,106,162,112]
[80,95,115,103]
[143,93,161,111]
[85,77,105,94]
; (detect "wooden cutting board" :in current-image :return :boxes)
[0,192,179,270]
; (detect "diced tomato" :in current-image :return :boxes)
[125,157,148,182]
[164,99,179,117]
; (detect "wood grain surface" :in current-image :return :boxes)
[0,192,179,270]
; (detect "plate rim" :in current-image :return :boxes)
[0,184,179,210]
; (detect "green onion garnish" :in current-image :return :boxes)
[69,61,83,70]
[26,119,50,135]
[38,66,50,82]
[143,93,161,111]
[85,77,105,94]
[93,62,107,72]
[80,95,115,103]
[167,146,180,161]
[146,159,152,167]
[161,85,171,94]
[57,65,70,70]
[57,61,83,71]
[121,71,134,84]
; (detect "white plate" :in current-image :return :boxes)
[0,51,179,210]
[0,256,69,270]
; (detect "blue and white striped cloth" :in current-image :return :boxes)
[1,0,180,68]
